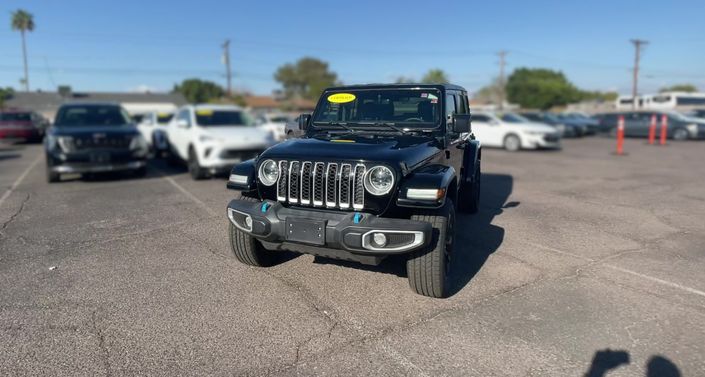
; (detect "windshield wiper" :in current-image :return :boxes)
[366,122,411,135]
[315,121,357,134]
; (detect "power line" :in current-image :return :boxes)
[630,39,649,109]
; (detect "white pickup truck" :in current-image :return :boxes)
[166,104,275,179]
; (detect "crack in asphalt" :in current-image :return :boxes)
[90,310,112,377]
[267,275,548,376]
[0,192,31,236]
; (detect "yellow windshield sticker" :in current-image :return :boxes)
[196,109,213,116]
[157,112,170,117]
[327,93,356,104]
[331,139,355,143]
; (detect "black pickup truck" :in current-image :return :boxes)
[225,84,481,298]
[44,103,149,182]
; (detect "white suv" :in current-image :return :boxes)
[166,104,274,179]
[471,112,561,151]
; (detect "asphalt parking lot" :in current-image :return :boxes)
[1,138,704,376]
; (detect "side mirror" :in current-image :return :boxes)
[176,119,189,128]
[298,113,311,131]
[452,114,471,133]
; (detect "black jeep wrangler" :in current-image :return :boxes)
[225,84,481,298]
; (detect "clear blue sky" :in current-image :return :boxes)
[1,0,703,95]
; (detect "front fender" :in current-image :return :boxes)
[396,164,456,209]
[226,159,258,192]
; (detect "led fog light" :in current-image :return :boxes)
[372,232,387,247]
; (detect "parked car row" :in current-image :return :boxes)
[593,110,705,141]
[42,102,283,183]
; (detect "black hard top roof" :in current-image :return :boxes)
[324,83,467,92]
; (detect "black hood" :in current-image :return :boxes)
[260,134,441,171]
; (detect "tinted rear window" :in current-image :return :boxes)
[676,97,705,106]
[55,105,131,127]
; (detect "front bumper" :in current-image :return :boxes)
[51,160,146,174]
[198,143,267,169]
[47,148,147,174]
[227,199,431,258]
[525,133,561,149]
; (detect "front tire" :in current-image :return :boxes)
[673,128,689,141]
[504,134,521,152]
[188,148,208,180]
[406,199,455,298]
[228,197,278,267]
[46,159,60,183]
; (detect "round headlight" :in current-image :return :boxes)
[364,166,394,196]
[258,159,279,186]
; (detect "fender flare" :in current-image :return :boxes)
[462,139,481,185]
[396,164,457,209]
[226,159,258,191]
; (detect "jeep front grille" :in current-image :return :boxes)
[275,161,365,210]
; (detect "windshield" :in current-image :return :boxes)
[156,113,174,124]
[0,112,32,122]
[543,113,561,122]
[501,113,530,123]
[55,105,131,127]
[312,89,441,128]
[196,110,254,127]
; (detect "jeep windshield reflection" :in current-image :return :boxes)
[312,89,441,130]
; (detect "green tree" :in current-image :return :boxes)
[472,77,503,104]
[421,69,449,84]
[579,90,618,102]
[659,84,698,93]
[0,87,15,108]
[274,57,338,101]
[506,68,581,110]
[172,79,224,103]
[11,9,35,92]
[394,76,416,84]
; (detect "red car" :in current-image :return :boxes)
[0,109,45,143]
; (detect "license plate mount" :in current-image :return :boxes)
[285,218,326,245]
[90,152,111,163]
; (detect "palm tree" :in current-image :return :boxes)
[11,9,35,92]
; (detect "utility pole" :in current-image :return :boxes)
[630,39,648,110]
[497,50,507,111]
[222,39,232,97]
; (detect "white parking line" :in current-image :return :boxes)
[527,241,705,299]
[156,171,218,217]
[0,153,42,209]
[604,264,705,298]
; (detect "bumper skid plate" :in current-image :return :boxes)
[227,199,431,256]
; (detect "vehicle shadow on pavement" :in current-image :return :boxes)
[448,173,513,296]
[0,153,21,162]
[583,349,681,377]
[312,173,514,297]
